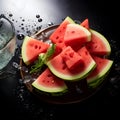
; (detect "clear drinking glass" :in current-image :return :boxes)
[0,14,16,76]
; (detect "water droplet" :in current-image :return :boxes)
[9,14,13,17]
[48,22,54,26]
[12,62,19,69]
[38,18,42,22]
[21,27,24,30]
[22,19,25,22]
[23,75,32,83]
[34,23,36,26]
[76,85,83,94]
[26,27,28,31]
[36,25,42,31]
[36,14,40,18]
[21,66,29,73]
[110,75,120,85]
[17,30,20,33]
[19,93,24,101]
[0,14,5,17]
[41,32,47,38]
[19,79,24,84]
[17,33,25,40]
[26,30,32,36]
[74,20,81,24]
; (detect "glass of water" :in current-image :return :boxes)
[0,14,16,77]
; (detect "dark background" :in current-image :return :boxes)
[0,0,120,119]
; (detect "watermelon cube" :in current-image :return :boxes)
[60,46,83,70]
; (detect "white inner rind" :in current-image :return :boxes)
[90,29,111,55]
[21,36,30,65]
[32,80,67,93]
[87,60,113,83]
[47,60,96,81]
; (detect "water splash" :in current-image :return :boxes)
[12,61,29,73]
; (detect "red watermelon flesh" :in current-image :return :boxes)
[22,36,50,65]
[77,46,96,71]
[49,16,75,51]
[47,54,84,80]
[60,46,83,70]
[32,68,67,93]
[86,29,111,57]
[64,24,91,51]
[47,46,96,81]
[80,18,90,29]
[87,55,113,84]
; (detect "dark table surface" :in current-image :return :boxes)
[0,0,120,119]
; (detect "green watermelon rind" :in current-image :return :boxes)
[32,80,68,93]
[88,75,106,88]
[64,16,75,24]
[21,36,31,65]
[90,29,111,56]
[31,67,68,94]
[87,60,113,85]
[32,86,68,96]
[87,72,110,89]
[47,59,96,81]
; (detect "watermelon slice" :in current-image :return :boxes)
[86,29,111,57]
[32,68,68,95]
[21,36,50,65]
[80,18,90,29]
[64,24,91,51]
[49,16,75,52]
[47,46,96,81]
[87,56,113,88]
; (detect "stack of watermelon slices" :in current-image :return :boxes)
[21,16,113,95]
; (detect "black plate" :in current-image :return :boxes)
[20,24,111,104]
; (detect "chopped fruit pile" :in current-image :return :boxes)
[21,16,113,95]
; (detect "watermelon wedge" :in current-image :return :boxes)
[49,16,75,52]
[87,56,113,88]
[86,29,111,57]
[47,46,96,81]
[21,36,50,65]
[32,68,68,95]
[80,18,90,29]
[64,24,91,51]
